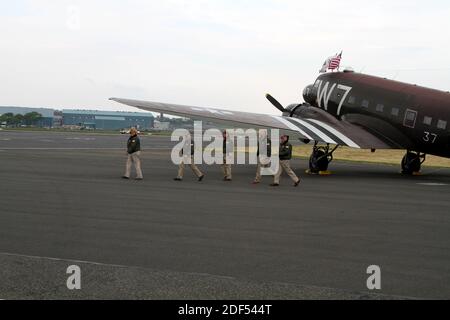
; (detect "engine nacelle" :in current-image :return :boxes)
[283,103,310,117]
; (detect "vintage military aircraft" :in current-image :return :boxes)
[110,68,450,175]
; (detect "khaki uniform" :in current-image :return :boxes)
[222,135,234,180]
[254,137,271,183]
[125,151,143,179]
[273,140,299,185]
[178,156,203,179]
[255,160,263,183]
[255,160,272,183]
[124,134,143,179]
[274,160,298,184]
[222,156,232,180]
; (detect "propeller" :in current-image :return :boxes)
[265,93,286,113]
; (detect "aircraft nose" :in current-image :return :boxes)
[303,84,315,104]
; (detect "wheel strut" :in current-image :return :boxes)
[307,142,338,175]
[401,151,426,175]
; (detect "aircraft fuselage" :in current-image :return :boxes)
[302,71,450,158]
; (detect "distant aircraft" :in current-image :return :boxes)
[111,68,450,175]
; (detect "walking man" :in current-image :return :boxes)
[253,129,271,184]
[123,128,143,180]
[222,130,234,181]
[174,133,205,182]
[271,135,300,187]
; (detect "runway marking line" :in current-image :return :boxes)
[0,251,234,280]
[0,251,134,269]
[0,251,417,300]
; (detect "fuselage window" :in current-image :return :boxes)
[404,109,417,128]
[391,108,400,116]
[376,104,384,112]
[348,96,356,104]
[437,120,447,130]
[423,116,432,126]
[361,100,369,108]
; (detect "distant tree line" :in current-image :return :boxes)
[0,112,44,127]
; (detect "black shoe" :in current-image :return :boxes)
[174,178,182,181]
[294,179,300,187]
[198,175,204,182]
[224,178,232,182]
[270,183,280,187]
[122,176,130,179]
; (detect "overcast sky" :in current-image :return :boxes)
[1,0,449,114]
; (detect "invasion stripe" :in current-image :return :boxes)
[288,117,337,144]
[301,119,346,146]
[271,116,313,140]
[306,119,360,148]
[284,118,324,142]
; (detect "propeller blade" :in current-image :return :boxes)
[265,93,286,113]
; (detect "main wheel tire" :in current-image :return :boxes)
[401,152,421,174]
[309,149,329,173]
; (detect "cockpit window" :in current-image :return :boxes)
[303,87,310,97]
[348,96,356,105]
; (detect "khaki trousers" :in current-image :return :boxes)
[125,151,143,179]
[255,161,262,182]
[274,160,299,184]
[255,156,272,182]
[222,156,232,179]
[178,156,203,179]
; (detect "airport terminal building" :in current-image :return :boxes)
[62,110,154,130]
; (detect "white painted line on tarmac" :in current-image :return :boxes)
[0,251,134,269]
[0,251,233,280]
[417,183,448,186]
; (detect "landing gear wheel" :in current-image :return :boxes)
[308,143,338,174]
[401,151,426,175]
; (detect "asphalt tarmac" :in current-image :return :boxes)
[0,131,449,299]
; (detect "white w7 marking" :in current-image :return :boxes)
[336,84,352,116]
[316,81,352,116]
[317,81,336,110]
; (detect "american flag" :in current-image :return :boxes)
[328,52,342,70]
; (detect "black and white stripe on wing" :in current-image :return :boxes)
[272,115,360,148]
[303,119,360,148]
[285,117,338,145]
[271,116,314,140]
[299,119,347,146]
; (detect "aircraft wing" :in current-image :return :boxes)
[110,98,391,149]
